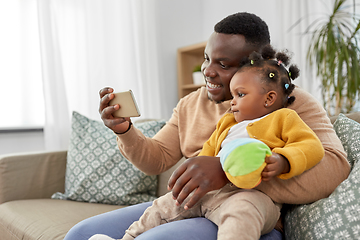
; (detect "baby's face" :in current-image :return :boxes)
[229,70,269,122]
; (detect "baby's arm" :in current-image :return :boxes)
[270,110,325,180]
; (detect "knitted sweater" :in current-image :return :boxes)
[199,109,324,180]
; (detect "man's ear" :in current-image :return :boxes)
[264,91,277,107]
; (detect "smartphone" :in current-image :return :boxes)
[109,90,141,118]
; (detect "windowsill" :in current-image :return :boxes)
[0,127,44,133]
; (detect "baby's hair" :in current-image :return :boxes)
[214,12,270,48]
[239,44,300,107]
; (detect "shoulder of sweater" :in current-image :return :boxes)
[177,87,210,107]
[267,108,296,118]
[258,108,300,125]
[289,86,323,111]
[178,87,202,103]
[177,87,231,111]
[292,86,312,98]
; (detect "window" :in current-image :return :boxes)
[0,0,44,129]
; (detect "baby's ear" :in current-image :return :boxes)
[265,90,277,107]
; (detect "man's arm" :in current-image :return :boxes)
[99,87,183,175]
[116,121,183,175]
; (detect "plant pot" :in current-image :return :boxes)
[192,72,204,85]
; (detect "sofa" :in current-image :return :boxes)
[0,149,184,240]
[0,111,359,240]
[0,113,186,240]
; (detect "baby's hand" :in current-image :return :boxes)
[261,153,289,181]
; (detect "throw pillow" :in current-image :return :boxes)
[52,111,166,205]
[333,114,360,168]
[284,114,360,239]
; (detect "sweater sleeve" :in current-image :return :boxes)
[116,104,184,176]
[272,110,325,179]
[198,124,218,157]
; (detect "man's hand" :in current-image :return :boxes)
[99,87,131,134]
[167,156,229,210]
[261,152,290,181]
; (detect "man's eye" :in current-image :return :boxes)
[220,62,227,68]
[203,53,209,61]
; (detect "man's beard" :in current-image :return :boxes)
[207,92,225,104]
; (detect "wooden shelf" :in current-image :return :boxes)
[177,41,207,99]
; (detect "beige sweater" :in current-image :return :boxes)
[116,86,350,204]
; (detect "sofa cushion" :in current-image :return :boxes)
[0,199,122,240]
[284,113,360,239]
[333,113,360,168]
[52,111,166,205]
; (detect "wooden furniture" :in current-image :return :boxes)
[177,41,207,99]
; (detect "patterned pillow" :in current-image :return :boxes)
[52,111,166,205]
[333,114,360,168]
[284,114,360,239]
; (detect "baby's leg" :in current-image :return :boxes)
[123,192,203,240]
[206,188,281,240]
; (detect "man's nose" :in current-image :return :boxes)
[203,65,216,78]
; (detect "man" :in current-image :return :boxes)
[65,12,349,240]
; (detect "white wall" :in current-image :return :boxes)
[153,0,204,119]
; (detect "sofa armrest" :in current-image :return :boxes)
[0,151,67,204]
[330,112,360,124]
[157,157,186,197]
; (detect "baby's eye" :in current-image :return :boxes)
[238,93,245,97]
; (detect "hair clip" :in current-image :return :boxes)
[285,83,289,89]
[269,73,275,78]
[277,60,282,66]
[250,60,254,65]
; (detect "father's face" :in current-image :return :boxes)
[202,32,257,103]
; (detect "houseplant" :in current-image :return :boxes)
[304,0,360,115]
[192,65,204,85]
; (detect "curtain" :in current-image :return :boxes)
[37,0,162,151]
[0,0,44,129]
[277,0,331,103]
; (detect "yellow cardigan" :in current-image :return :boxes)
[199,108,324,179]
